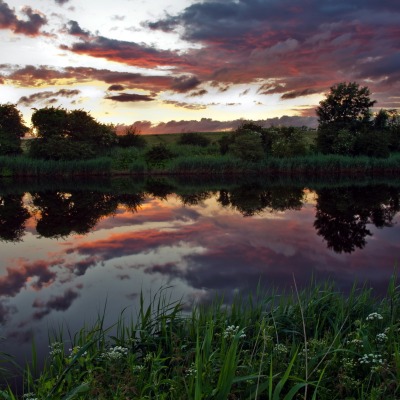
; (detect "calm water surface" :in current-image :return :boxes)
[1,177,400,377]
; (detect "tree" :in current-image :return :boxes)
[316,82,376,154]
[117,126,147,148]
[0,104,28,155]
[29,107,117,160]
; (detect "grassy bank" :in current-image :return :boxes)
[1,279,400,399]
[2,151,400,178]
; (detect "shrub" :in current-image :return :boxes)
[144,144,175,167]
[117,126,147,148]
[178,132,210,147]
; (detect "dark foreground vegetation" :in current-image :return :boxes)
[0,82,399,177]
[1,278,400,399]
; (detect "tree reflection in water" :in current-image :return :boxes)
[0,194,30,242]
[314,185,400,253]
[217,183,304,216]
[0,181,400,253]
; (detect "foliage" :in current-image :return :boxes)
[144,143,175,167]
[317,82,376,154]
[270,127,308,158]
[0,104,28,155]
[117,126,147,148]
[354,129,390,158]
[331,129,357,155]
[3,279,400,399]
[316,82,376,129]
[229,129,265,162]
[30,107,117,160]
[178,131,210,147]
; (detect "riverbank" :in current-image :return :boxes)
[2,152,400,178]
[1,279,399,399]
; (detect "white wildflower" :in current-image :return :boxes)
[376,333,388,343]
[366,312,383,321]
[49,342,63,357]
[100,346,128,361]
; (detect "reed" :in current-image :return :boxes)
[0,156,111,177]
[1,277,399,399]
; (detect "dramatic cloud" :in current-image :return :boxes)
[105,92,155,102]
[32,288,79,320]
[55,0,69,4]
[107,84,125,91]
[0,1,47,36]
[145,0,400,102]
[18,89,80,106]
[171,75,201,93]
[1,65,179,93]
[66,20,90,38]
[64,36,187,69]
[0,259,60,297]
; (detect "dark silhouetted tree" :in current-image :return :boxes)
[316,82,376,154]
[0,194,30,241]
[30,107,117,160]
[314,185,400,253]
[0,104,28,155]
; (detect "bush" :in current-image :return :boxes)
[178,132,210,147]
[229,130,264,162]
[144,144,175,167]
[28,137,96,160]
[117,126,147,148]
[331,129,357,155]
[354,130,390,158]
[269,127,308,158]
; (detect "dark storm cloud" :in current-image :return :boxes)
[1,65,174,92]
[171,75,201,93]
[281,88,319,100]
[18,89,80,106]
[146,0,400,101]
[0,1,47,36]
[105,93,155,102]
[55,0,70,4]
[107,84,125,91]
[66,20,90,38]
[188,89,208,97]
[65,36,186,69]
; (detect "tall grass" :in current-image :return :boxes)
[0,156,111,177]
[2,152,400,177]
[1,278,399,399]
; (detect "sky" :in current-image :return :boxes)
[0,0,399,133]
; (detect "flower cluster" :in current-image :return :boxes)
[366,313,383,321]
[100,346,128,361]
[223,325,246,340]
[376,333,388,343]
[48,342,63,357]
[185,363,197,377]
[274,343,288,354]
[68,345,87,358]
[359,353,384,365]
[345,338,363,348]
[23,393,38,400]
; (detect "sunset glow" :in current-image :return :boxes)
[1,0,399,132]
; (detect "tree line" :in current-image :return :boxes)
[0,82,399,161]
[1,183,399,254]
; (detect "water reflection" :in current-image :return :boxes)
[1,177,400,378]
[0,194,30,242]
[314,186,400,253]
